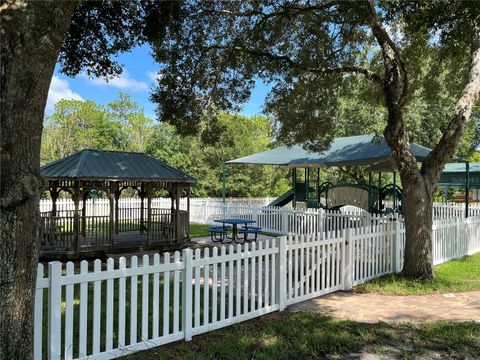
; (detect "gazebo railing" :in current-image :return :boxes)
[40,208,189,257]
[41,215,75,251]
[118,206,143,232]
[79,215,111,249]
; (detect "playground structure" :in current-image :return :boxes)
[40,149,196,259]
[268,169,401,214]
[225,134,470,216]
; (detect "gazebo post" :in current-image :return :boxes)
[175,185,180,241]
[170,189,175,240]
[72,182,80,253]
[146,183,153,246]
[139,183,145,234]
[187,188,190,221]
[49,181,59,217]
[82,192,88,238]
[114,187,121,234]
[108,182,116,249]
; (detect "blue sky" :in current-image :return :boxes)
[46,45,270,120]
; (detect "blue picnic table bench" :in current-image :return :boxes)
[208,218,262,244]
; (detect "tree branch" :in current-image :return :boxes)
[422,24,480,182]
[203,44,384,84]
[366,1,417,178]
[367,0,409,107]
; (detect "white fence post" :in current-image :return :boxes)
[343,228,353,290]
[393,216,402,273]
[276,236,287,310]
[203,199,209,224]
[182,248,193,341]
[48,262,62,360]
[282,209,288,233]
[455,217,461,258]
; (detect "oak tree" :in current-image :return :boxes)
[151,0,480,279]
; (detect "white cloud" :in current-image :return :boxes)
[85,70,149,91]
[146,70,163,84]
[46,76,84,112]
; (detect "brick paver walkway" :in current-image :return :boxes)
[289,291,480,323]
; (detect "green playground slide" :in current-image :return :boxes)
[268,188,295,207]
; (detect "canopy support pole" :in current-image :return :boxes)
[317,168,320,207]
[393,172,397,210]
[305,168,309,206]
[187,187,191,231]
[368,172,372,212]
[222,163,226,204]
[293,168,297,208]
[378,173,382,211]
[466,161,470,218]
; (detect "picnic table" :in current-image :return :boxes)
[209,218,262,244]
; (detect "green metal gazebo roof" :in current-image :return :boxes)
[41,149,196,183]
[226,134,435,168]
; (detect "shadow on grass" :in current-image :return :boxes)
[121,312,480,360]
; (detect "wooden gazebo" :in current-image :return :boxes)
[40,149,196,258]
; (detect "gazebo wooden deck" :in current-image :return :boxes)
[40,149,196,259]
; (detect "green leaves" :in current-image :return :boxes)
[148,0,479,158]
[41,93,151,164]
[59,1,181,78]
[145,112,289,197]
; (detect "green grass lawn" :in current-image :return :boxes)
[189,223,211,238]
[354,253,480,295]
[122,312,480,359]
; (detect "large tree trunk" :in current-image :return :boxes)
[0,2,78,359]
[400,175,434,278]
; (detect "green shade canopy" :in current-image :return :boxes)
[41,149,196,183]
[439,163,480,189]
[226,134,436,168]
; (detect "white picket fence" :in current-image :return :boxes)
[40,197,480,236]
[34,212,480,360]
[433,202,480,219]
[39,197,275,217]
[432,216,480,264]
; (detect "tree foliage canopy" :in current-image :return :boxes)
[41,93,152,164]
[58,1,180,78]
[149,1,479,155]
